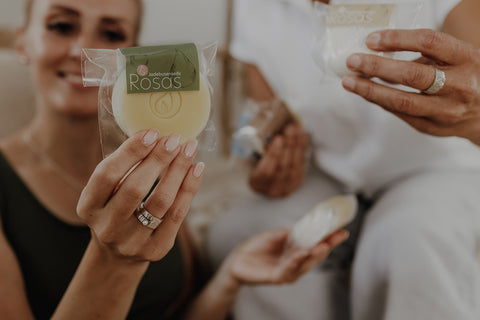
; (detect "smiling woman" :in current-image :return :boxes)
[0,0,350,319]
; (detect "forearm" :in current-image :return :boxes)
[182,263,242,320]
[52,239,149,320]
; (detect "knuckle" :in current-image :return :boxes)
[151,191,175,213]
[169,207,187,224]
[397,95,414,113]
[457,80,478,103]
[122,185,145,203]
[124,139,146,159]
[363,56,380,76]
[95,165,118,187]
[181,182,200,198]
[420,29,439,51]
[362,81,375,101]
[439,106,465,125]
[404,65,430,88]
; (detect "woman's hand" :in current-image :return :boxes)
[249,123,309,198]
[341,29,480,146]
[76,130,204,264]
[223,229,349,287]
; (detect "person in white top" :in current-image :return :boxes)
[206,0,480,319]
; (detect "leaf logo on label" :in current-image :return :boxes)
[149,92,182,119]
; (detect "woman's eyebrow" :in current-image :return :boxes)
[101,17,134,28]
[49,5,80,17]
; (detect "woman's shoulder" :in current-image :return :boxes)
[0,131,32,171]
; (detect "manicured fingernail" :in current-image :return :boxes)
[165,134,181,151]
[342,76,356,91]
[143,130,159,146]
[193,162,205,178]
[347,54,361,70]
[184,140,198,157]
[366,32,381,49]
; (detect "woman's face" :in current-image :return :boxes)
[19,0,139,117]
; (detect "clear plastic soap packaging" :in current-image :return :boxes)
[81,43,217,157]
[312,0,422,78]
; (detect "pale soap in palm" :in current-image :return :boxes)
[290,195,357,248]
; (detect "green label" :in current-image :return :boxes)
[121,43,199,94]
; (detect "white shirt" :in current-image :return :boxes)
[230,0,480,195]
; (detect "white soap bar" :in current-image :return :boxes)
[322,4,397,78]
[112,70,211,143]
[326,27,393,78]
[289,195,357,248]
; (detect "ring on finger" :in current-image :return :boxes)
[136,203,163,230]
[423,66,446,95]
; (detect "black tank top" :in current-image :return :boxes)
[0,152,187,319]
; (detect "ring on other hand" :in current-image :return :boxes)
[136,203,163,230]
[424,67,446,95]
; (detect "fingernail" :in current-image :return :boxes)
[165,134,181,152]
[143,130,159,146]
[342,76,356,91]
[366,32,381,49]
[184,140,198,157]
[193,162,205,178]
[347,54,361,70]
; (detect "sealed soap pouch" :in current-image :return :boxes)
[81,43,217,158]
[312,1,422,79]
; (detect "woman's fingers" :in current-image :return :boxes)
[254,136,283,178]
[147,162,205,259]
[346,54,437,92]
[273,248,310,283]
[79,130,162,211]
[296,230,350,275]
[106,135,183,217]
[366,29,471,65]
[342,75,441,117]
[142,140,198,219]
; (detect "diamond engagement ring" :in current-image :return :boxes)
[136,203,163,230]
[424,67,446,95]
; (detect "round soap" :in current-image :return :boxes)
[112,70,211,143]
[289,195,357,248]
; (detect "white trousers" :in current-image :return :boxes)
[205,168,480,320]
[352,169,480,320]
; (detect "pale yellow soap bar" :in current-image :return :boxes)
[112,70,211,143]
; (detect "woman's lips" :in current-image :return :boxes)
[58,71,89,89]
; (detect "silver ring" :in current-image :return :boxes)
[424,67,446,95]
[136,203,163,230]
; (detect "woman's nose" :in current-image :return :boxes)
[69,34,98,59]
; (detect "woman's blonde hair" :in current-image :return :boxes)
[24,0,144,42]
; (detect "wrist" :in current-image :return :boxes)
[213,260,243,297]
[87,238,150,277]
